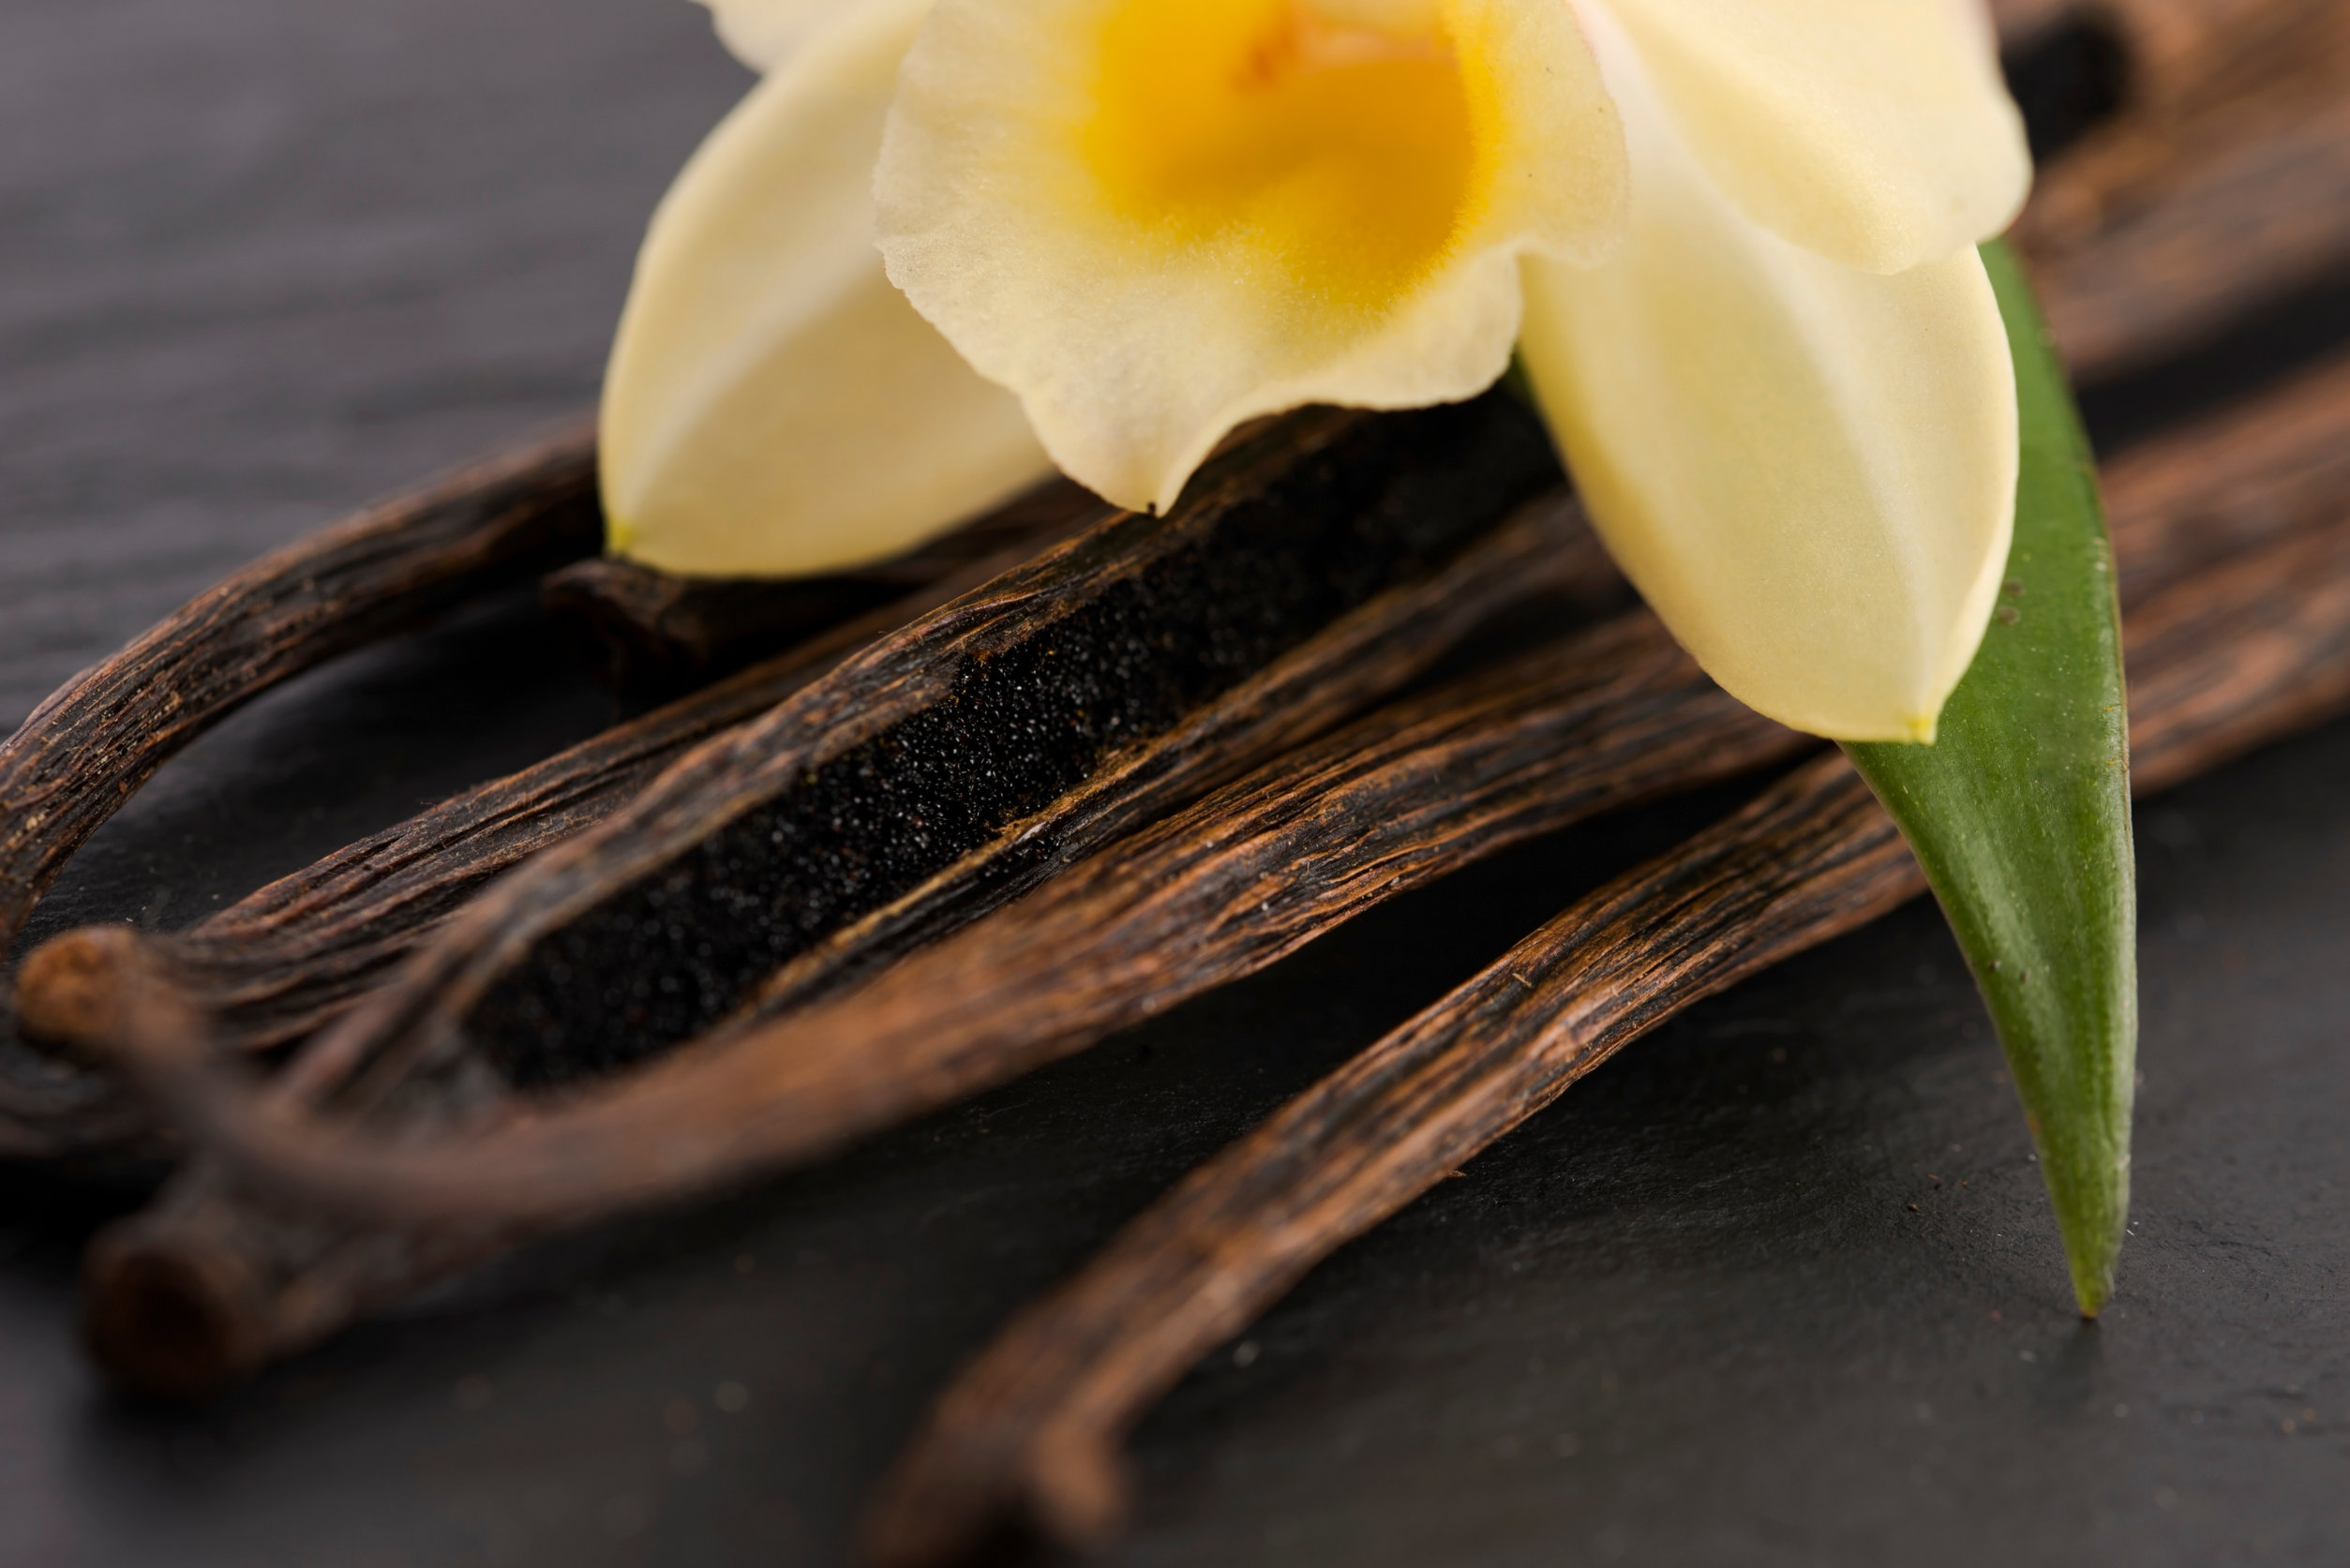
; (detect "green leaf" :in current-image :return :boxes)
[1843,241,2136,1318]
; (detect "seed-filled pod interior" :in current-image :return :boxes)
[312,392,1568,1095]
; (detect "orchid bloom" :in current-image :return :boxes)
[603,0,2030,740]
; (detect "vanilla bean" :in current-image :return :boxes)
[0,451,1064,1162]
[55,397,1594,1392]
[682,619,1801,1177]
[0,421,600,963]
[79,602,1781,1395]
[723,538,1638,1029]
[67,337,2350,1395]
[2121,519,2350,793]
[864,754,1913,1564]
[16,396,1560,1158]
[95,610,1790,1214]
[70,482,2350,1396]
[0,421,603,1159]
[2100,351,2350,606]
[2017,34,2350,379]
[75,519,1648,1396]
[13,643,833,1071]
[15,500,1097,1069]
[269,394,1568,1103]
[191,343,2342,1109]
[859,497,2350,1568]
[80,463,2350,1412]
[22,331,2342,1153]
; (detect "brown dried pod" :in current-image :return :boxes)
[861,485,2350,1568]
[16,496,1103,1071]
[7,403,1602,1191]
[70,470,2350,1411]
[0,422,604,1159]
[26,321,2348,1172]
[2014,6,2350,378]
[56,396,1634,1393]
[865,753,1917,1564]
[76,600,1786,1396]
[2101,351,2350,607]
[62,328,2345,1097]
[267,393,1573,1102]
[5,441,1108,1164]
[10,394,1564,1166]
[65,337,2350,1397]
[90,612,1793,1218]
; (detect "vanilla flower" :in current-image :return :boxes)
[606,0,2030,740]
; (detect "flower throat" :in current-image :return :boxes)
[1085,0,1489,310]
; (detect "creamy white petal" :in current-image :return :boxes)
[1519,14,2016,741]
[876,0,1627,514]
[1586,0,2029,273]
[695,0,867,72]
[604,0,1053,578]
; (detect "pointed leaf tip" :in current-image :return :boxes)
[1844,242,2136,1321]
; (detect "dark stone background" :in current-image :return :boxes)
[2,2,2343,1564]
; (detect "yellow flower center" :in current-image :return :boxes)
[1085,0,1489,313]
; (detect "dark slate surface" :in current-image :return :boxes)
[2,3,2344,1565]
